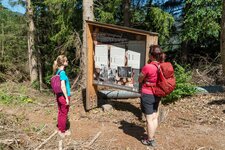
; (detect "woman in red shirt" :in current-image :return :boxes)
[138,45,165,147]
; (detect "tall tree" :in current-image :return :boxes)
[221,0,225,73]
[123,0,130,26]
[80,0,94,88]
[1,23,4,58]
[27,0,38,83]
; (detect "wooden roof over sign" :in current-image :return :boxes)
[86,20,158,36]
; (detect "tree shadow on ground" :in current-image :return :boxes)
[208,99,225,105]
[110,100,142,120]
[119,120,146,141]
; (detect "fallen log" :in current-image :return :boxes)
[86,131,102,147]
[0,139,20,145]
[34,131,57,150]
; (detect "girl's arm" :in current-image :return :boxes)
[61,80,69,105]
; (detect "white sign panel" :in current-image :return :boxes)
[110,46,125,69]
[94,45,108,68]
[127,50,141,69]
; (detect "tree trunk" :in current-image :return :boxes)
[37,48,43,90]
[27,0,38,83]
[181,2,191,64]
[123,0,130,27]
[221,0,225,74]
[181,41,188,64]
[80,0,94,88]
[1,23,4,58]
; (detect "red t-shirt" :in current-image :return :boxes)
[141,63,158,94]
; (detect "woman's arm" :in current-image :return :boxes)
[61,80,69,105]
[138,73,145,83]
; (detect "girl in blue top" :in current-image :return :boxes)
[53,55,71,138]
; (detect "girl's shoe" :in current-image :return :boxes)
[65,130,71,136]
[58,130,65,138]
[141,138,156,147]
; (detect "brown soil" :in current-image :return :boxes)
[0,83,225,150]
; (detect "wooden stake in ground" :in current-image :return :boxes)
[34,131,57,150]
[59,140,63,150]
[86,131,102,147]
[71,73,81,89]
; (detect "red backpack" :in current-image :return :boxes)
[145,62,176,97]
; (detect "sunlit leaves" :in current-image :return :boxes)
[146,7,175,43]
[183,0,222,42]
[94,0,123,24]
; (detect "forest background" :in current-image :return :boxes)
[0,0,225,149]
[0,0,225,101]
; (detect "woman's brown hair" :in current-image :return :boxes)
[149,45,165,62]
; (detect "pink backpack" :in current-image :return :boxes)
[51,70,63,94]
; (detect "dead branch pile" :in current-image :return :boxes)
[165,93,225,127]
[0,62,29,83]
[0,107,105,150]
[190,54,225,85]
[0,113,32,149]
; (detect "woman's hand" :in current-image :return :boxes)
[138,72,145,83]
[66,97,70,105]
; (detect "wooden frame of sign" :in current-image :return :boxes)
[85,20,158,110]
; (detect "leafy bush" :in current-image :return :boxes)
[162,62,197,104]
[44,74,52,87]
[0,91,33,104]
[0,83,34,104]
[31,80,40,90]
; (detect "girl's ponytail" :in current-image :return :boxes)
[53,60,58,75]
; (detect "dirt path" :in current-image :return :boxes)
[0,92,224,150]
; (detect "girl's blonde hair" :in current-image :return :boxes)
[53,55,67,74]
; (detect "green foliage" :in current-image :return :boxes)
[31,80,40,90]
[0,82,34,104]
[0,6,28,82]
[33,0,81,80]
[0,90,33,104]
[94,0,123,24]
[182,0,222,42]
[0,0,223,94]
[32,123,46,133]
[44,0,80,44]
[0,7,27,62]
[44,74,52,87]
[131,8,146,24]
[146,7,175,44]
[162,62,197,104]
[95,1,175,45]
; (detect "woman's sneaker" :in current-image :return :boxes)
[141,138,156,147]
